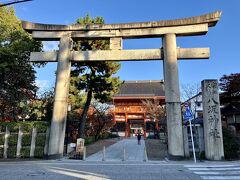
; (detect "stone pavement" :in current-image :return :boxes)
[86,137,146,161]
[1,160,240,180]
[185,164,240,180]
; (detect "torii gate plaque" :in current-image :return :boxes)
[22,11,221,159]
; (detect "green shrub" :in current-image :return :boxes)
[22,134,32,146]
[0,121,49,134]
[0,121,49,158]
[21,147,30,158]
[109,134,120,139]
[85,136,95,145]
[0,121,48,159]
[7,147,17,158]
[0,135,5,145]
[34,122,48,133]
[35,135,46,147]
[7,124,19,132]
[8,135,18,146]
[22,123,33,133]
[99,131,114,140]
[0,126,5,133]
[34,147,44,158]
[199,151,206,160]
[0,147,3,158]
[223,127,240,160]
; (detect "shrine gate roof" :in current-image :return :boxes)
[114,80,164,97]
[22,11,221,32]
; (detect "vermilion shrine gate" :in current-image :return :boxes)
[22,11,223,160]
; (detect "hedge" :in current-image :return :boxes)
[0,121,49,133]
[8,135,18,146]
[35,135,46,147]
[34,147,44,158]
[0,147,3,158]
[0,126,5,133]
[21,147,30,158]
[22,134,32,146]
[85,136,95,145]
[223,127,240,160]
[0,134,4,145]
[7,147,17,158]
[0,121,48,159]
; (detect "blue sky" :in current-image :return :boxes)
[11,0,240,91]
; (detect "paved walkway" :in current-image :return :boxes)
[86,137,146,161]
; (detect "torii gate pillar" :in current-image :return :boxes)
[48,35,72,159]
[163,34,184,159]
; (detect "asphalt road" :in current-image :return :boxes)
[0,160,240,180]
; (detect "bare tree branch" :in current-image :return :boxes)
[141,99,165,121]
[181,83,201,102]
[0,0,32,7]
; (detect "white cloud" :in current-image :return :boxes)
[43,41,59,51]
[35,80,51,91]
[19,6,28,12]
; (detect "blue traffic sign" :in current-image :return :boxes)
[183,107,193,121]
[184,102,189,107]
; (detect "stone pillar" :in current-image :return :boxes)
[163,33,184,159]
[110,38,122,50]
[16,126,23,158]
[30,127,37,158]
[202,80,224,160]
[48,34,72,159]
[3,126,9,159]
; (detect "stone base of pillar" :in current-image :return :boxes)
[167,154,185,161]
[166,102,184,158]
[45,153,63,160]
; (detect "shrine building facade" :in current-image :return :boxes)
[112,80,165,138]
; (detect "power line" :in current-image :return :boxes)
[0,0,33,7]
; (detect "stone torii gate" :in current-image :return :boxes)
[22,11,221,159]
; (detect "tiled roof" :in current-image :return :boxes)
[114,80,164,97]
[221,103,240,115]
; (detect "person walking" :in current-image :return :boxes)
[137,132,141,145]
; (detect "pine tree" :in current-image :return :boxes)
[70,15,122,138]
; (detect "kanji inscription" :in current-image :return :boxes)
[202,80,224,160]
[205,81,220,138]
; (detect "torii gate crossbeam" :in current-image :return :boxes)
[22,11,221,160]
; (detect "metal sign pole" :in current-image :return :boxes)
[183,103,196,164]
[189,119,196,164]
